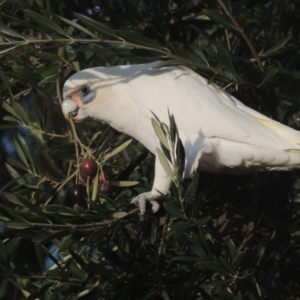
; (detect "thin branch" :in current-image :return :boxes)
[43,171,77,206]
[217,0,265,74]
[0,37,260,87]
[158,214,170,255]
[5,208,140,229]
[8,274,85,283]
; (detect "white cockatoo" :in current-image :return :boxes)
[62,61,300,214]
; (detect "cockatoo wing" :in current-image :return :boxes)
[128,65,300,151]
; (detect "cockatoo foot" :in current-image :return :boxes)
[131,192,160,215]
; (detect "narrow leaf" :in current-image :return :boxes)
[197,261,231,275]
[262,36,291,56]
[156,148,176,182]
[0,25,25,39]
[113,211,128,219]
[74,13,121,39]
[0,70,13,97]
[163,202,186,219]
[24,10,68,36]
[112,181,139,187]
[13,138,29,169]
[57,15,98,38]
[259,67,278,86]
[202,9,234,29]
[2,101,22,122]
[228,239,238,261]
[104,139,132,160]
[152,118,170,150]
[231,251,246,268]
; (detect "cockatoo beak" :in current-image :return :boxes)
[62,95,89,121]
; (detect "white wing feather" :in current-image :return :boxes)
[128,65,300,151]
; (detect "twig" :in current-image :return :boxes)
[238,221,255,251]
[43,171,77,206]
[56,77,63,106]
[217,0,265,74]
[5,208,140,229]
[7,274,84,283]
[158,214,170,255]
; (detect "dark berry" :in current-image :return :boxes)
[169,16,181,26]
[98,181,113,195]
[80,159,97,177]
[69,184,86,203]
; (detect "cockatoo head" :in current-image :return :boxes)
[62,68,110,121]
[62,66,129,122]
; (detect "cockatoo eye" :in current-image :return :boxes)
[78,86,95,104]
[80,86,88,94]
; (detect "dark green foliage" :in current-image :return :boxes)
[1,0,300,299]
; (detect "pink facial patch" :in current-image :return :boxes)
[71,91,82,107]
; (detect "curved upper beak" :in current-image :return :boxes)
[62,98,89,121]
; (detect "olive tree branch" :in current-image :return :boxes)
[217,0,265,74]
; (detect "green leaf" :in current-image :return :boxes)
[215,40,237,78]
[172,256,200,262]
[16,196,51,223]
[259,67,278,86]
[0,24,25,39]
[231,251,246,268]
[2,101,22,122]
[219,257,236,274]
[4,164,26,185]
[13,138,29,169]
[1,192,23,205]
[27,282,53,300]
[24,10,68,36]
[112,181,139,187]
[17,133,35,168]
[57,15,98,38]
[70,288,95,300]
[216,290,240,299]
[11,100,30,124]
[104,139,132,160]
[228,239,238,261]
[209,279,235,287]
[161,289,171,300]
[262,36,291,56]
[12,66,42,82]
[32,230,71,244]
[3,221,31,229]
[156,148,176,183]
[115,30,165,49]
[35,51,65,62]
[92,168,99,201]
[152,118,170,150]
[165,221,186,238]
[202,9,234,29]
[39,65,61,81]
[0,70,13,98]
[0,240,9,268]
[187,44,209,65]
[197,261,232,276]
[74,13,121,39]
[163,202,186,219]
[112,211,128,219]
[88,259,114,277]
[6,237,21,258]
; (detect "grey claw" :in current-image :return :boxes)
[131,192,160,214]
